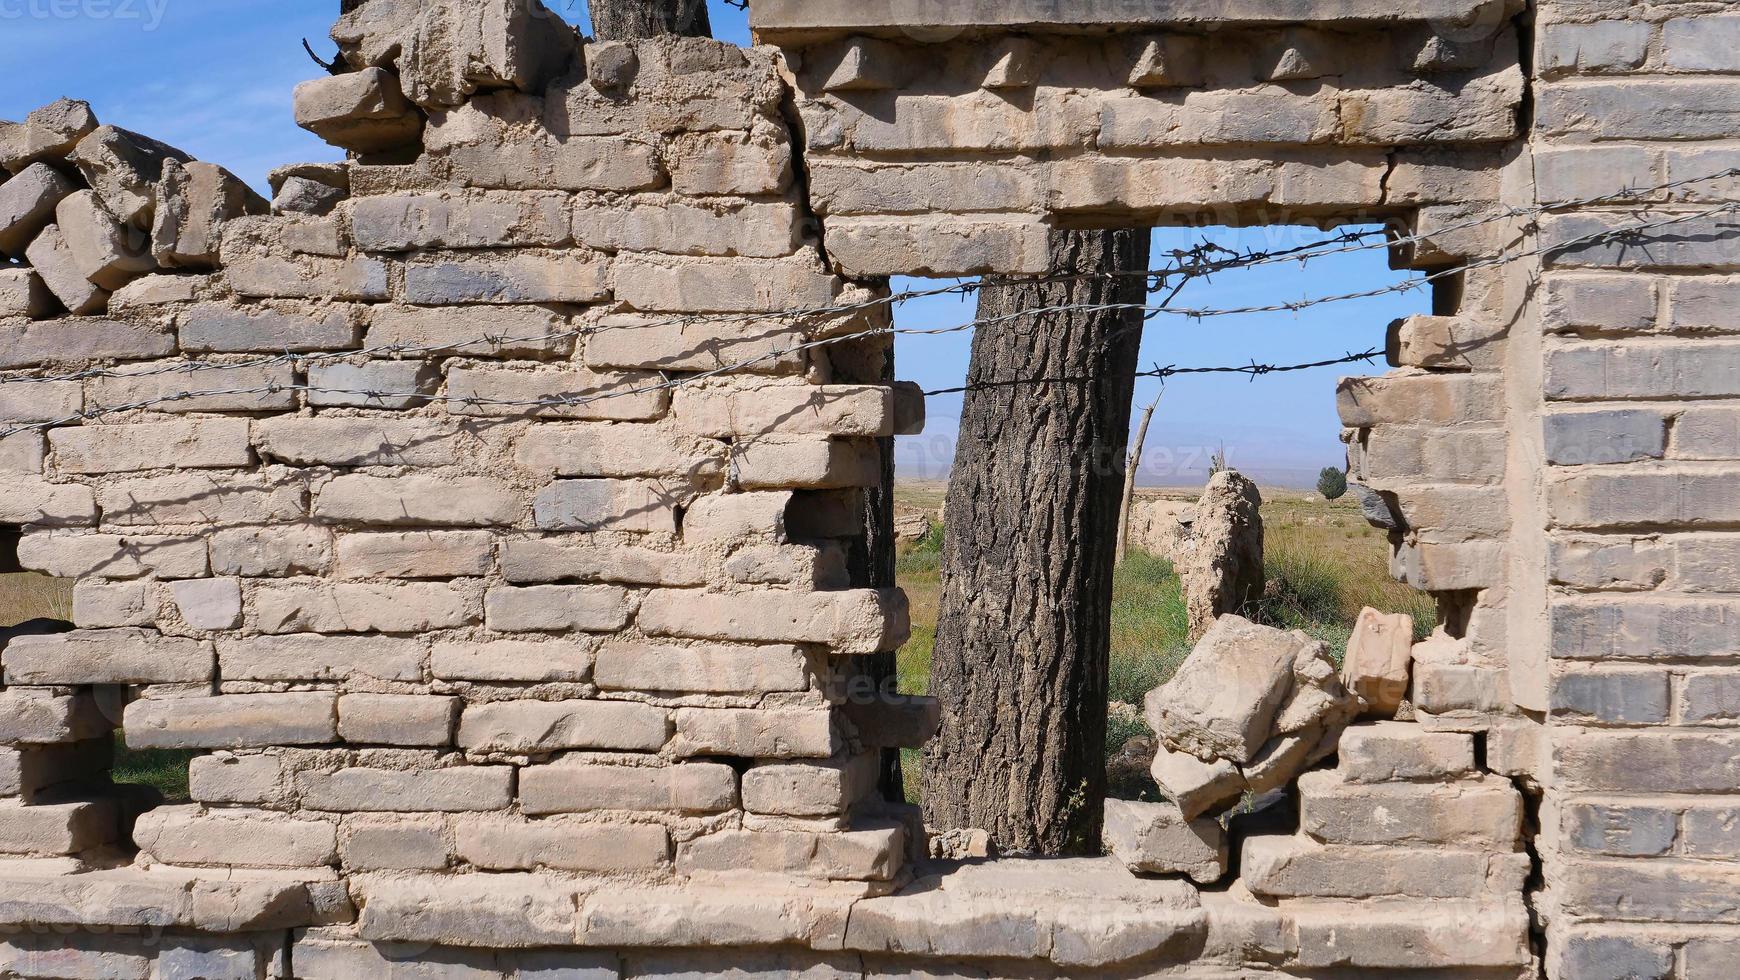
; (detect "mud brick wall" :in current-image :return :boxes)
[0,0,1735,976]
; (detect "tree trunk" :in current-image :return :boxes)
[1116,391,1163,563]
[923,228,1151,855]
[587,0,713,41]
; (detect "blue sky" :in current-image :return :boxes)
[3,0,1423,488]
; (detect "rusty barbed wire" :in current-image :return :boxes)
[4,167,1735,394]
[2,189,1738,439]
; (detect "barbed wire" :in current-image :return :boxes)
[2,187,1738,438]
[920,349,1385,396]
[3,167,1735,394]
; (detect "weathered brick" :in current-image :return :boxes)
[1338,72,1522,144]
[0,799,117,856]
[1336,372,1501,427]
[1680,672,1740,724]
[1544,409,1666,465]
[1538,79,1740,142]
[810,159,1037,216]
[54,189,155,291]
[519,762,738,815]
[573,198,800,258]
[735,437,882,490]
[678,826,902,881]
[674,707,838,759]
[305,360,442,409]
[187,753,285,805]
[339,816,450,871]
[514,425,726,481]
[1337,724,1474,783]
[594,643,809,694]
[17,530,207,579]
[23,223,110,315]
[1669,278,1740,333]
[1559,859,1740,923]
[584,313,806,374]
[497,539,705,587]
[0,162,75,258]
[0,689,108,745]
[612,253,839,314]
[1551,669,1672,724]
[446,366,667,421]
[483,584,633,632]
[826,215,1050,277]
[1542,274,1658,334]
[97,473,305,526]
[1298,772,1521,847]
[443,136,664,193]
[0,477,97,527]
[217,633,424,682]
[1663,15,1740,72]
[638,588,908,654]
[252,581,480,634]
[222,251,389,302]
[334,530,494,579]
[1548,341,1740,400]
[209,525,330,577]
[1545,213,1740,271]
[1683,805,1740,857]
[431,638,593,682]
[0,317,174,369]
[172,577,243,630]
[366,304,574,358]
[0,431,43,474]
[668,131,790,197]
[125,693,338,749]
[455,817,669,872]
[1550,468,1740,528]
[338,694,458,747]
[49,419,252,474]
[352,192,570,251]
[457,699,669,753]
[2,629,212,685]
[676,384,892,438]
[298,766,514,813]
[1555,933,1673,980]
[1557,731,1740,793]
[1564,802,1677,857]
[1538,21,1651,75]
[255,418,467,468]
[89,361,299,414]
[1684,938,1740,979]
[1673,407,1740,460]
[403,251,611,305]
[72,579,156,628]
[839,90,1098,153]
[1553,599,1740,661]
[133,805,337,868]
[531,479,681,533]
[314,475,520,527]
[741,755,875,817]
[177,302,360,353]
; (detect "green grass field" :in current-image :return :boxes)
[892,483,1436,803]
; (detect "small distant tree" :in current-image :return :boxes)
[1317,466,1348,501]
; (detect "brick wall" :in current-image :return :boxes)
[0,0,1733,975]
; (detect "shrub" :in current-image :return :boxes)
[1317,466,1348,500]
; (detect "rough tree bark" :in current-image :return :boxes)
[588,0,713,41]
[923,228,1152,855]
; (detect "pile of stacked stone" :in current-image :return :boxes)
[1238,722,1532,967]
[1103,615,1359,881]
[0,99,266,319]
